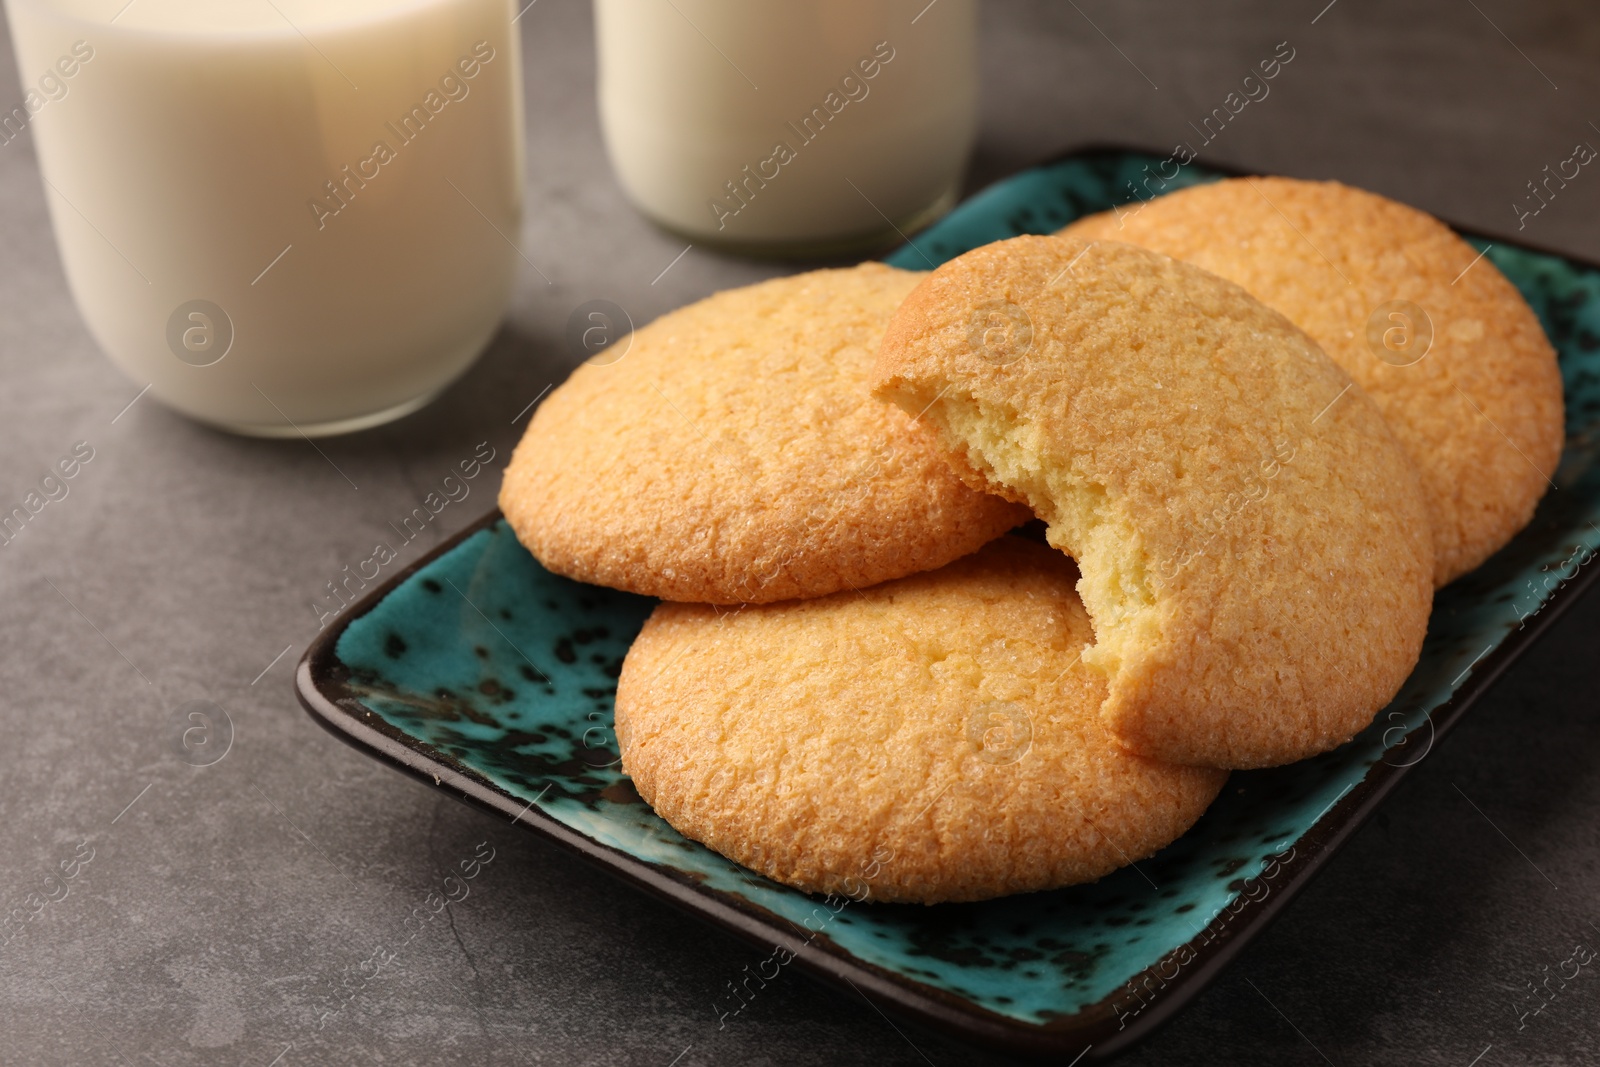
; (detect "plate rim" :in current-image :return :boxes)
[294,146,1600,1060]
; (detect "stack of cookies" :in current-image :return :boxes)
[500,178,1563,905]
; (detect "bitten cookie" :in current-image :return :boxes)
[873,236,1434,770]
[616,537,1227,905]
[499,264,1028,604]
[1062,177,1564,586]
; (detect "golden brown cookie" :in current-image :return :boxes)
[873,235,1434,770]
[616,537,1227,905]
[499,264,1027,604]
[1062,177,1564,586]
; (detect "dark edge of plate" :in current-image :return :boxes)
[294,146,1600,1061]
[295,506,1600,1061]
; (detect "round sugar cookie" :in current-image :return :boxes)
[615,537,1227,905]
[500,264,1028,604]
[1061,177,1564,586]
[873,235,1434,770]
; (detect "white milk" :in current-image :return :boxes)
[5,0,524,435]
[594,0,976,254]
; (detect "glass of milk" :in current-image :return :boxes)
[594,0,977,257]
[4,0,524,436]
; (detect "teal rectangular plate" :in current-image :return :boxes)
[296,148,1600,1060]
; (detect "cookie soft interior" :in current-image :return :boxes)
[929,397,1157,680]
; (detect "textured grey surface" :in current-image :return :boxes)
[1,1,1598,1064]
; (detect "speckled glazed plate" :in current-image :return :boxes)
[297,148,1600,1060]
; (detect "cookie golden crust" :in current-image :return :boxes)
[615,538,1227,905]
[498,264,1028,605]
[1061,178,1564,586]
[872,236,1434,770]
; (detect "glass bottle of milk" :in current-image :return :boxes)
[594,0,977,257]
[4,0,524,436]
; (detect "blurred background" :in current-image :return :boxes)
[1,2,1598,1064]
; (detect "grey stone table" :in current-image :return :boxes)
[3,1,1599,1064]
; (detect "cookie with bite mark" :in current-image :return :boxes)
[873,235,1434,770]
